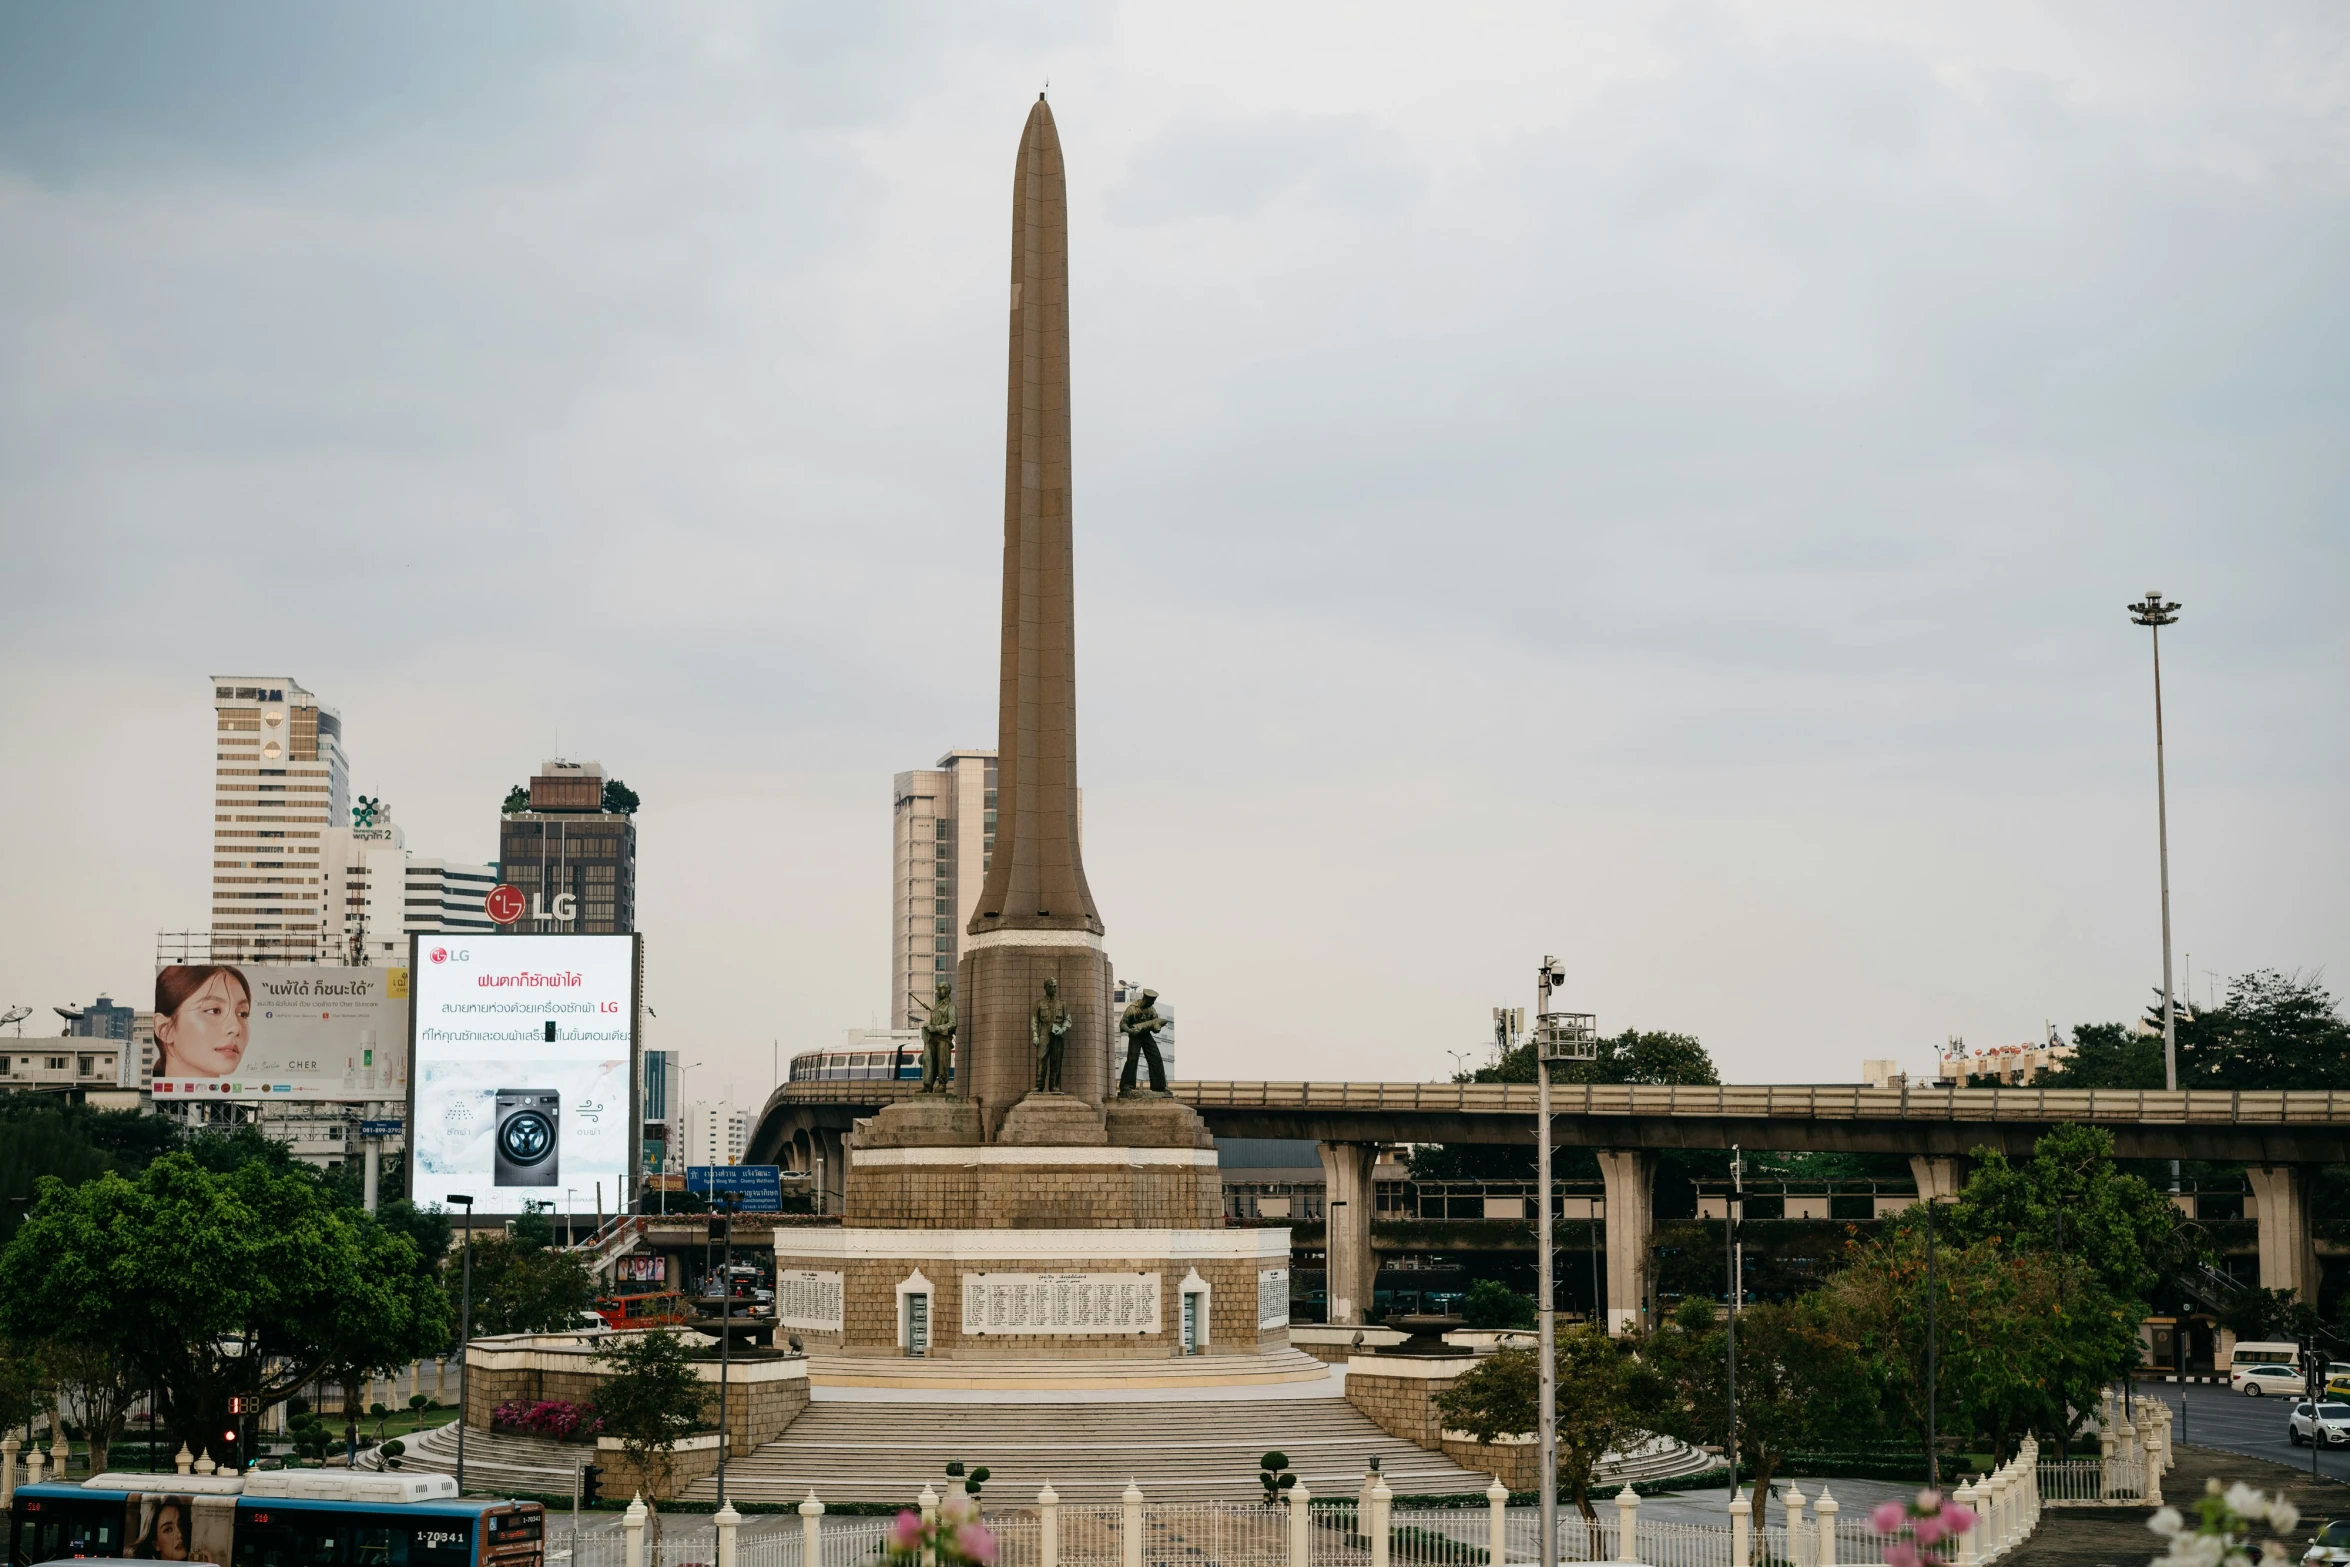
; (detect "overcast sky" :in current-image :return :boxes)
[3,2,2345,1108]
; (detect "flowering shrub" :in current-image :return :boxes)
[490,1399,600,1441]
[1870,1489,1978,1567]
[2149,1479,2302,1567]
[887,1490,997,1567]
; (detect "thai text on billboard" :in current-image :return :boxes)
[407,934,638,1213]
[150,965,409,1101]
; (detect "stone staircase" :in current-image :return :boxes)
[691,1397,1502,1505]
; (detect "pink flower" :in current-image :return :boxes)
[1915,1491,1942,1512]
[955,1524,998,1565]
[891,1511,926,1552]
[1943,1505,1975,1534]
[1883,1542,1920,1567]
[1871,1502,1908,1536]
[1912,1516,1945,1547]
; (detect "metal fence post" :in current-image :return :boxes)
[1039,1483,1059,1567]
[1614,1485,1639,1565]
[717,1500,742,1567]
[1729,1488,1751,1567]
[1370,1475,1392,1567]
[1813,1486,1838,1567]
[623,1494,647,1567]
[1123,1481,1144,1567]
[800,1490,825,1567]
[1487,1477,1508,1566]
[1290,1479,1314,1567]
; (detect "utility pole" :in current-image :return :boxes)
[449,1193,475,1495]
[2129,589,2184,1192]
[1925,1195,1938,1494]
[1726,1147,1742,1498]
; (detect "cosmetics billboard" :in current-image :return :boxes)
[407,933,640,1213]
[149,964,408,1101]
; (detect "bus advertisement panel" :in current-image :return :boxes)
[408,934,639,1213]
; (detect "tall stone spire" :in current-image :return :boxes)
[971,94,1102,939]
[951,95,1115,1141]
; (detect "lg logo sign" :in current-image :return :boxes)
[428,947,472,965]
[485,884,577,924]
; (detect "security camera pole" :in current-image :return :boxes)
[2128,590,2183,1192]
[448,1192,476,1494]
[1530,959,1598,1567]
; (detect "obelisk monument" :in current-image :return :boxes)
[956,95,1116,1142]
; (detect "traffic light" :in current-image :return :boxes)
[580,1464,603,1506]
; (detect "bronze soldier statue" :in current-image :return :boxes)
[1117,988,1169,1096]
[914,979,956,1093]
[1032,975,1072,1094]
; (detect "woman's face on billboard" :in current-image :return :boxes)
[157,973,249,1077]
[155,1502,188,1560]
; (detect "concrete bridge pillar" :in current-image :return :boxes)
[1318,1142,1379,1325]
[814,1128,849,1216]
[1595,1150,1655,1335]
[1908,1155,1967,1205]
[2247,1165,2318,1300]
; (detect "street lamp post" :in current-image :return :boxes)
[716,1194,737,1507]
[448,1193,475,1495]
[2129,590,2183,1191]
[1530,957,1596,1567]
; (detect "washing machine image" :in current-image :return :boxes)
[494,1089,560,1187]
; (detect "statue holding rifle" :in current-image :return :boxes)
[1032,976,1072,1094]
[909,980,956,1093]
[1117,988,1169,1096]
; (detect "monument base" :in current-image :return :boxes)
[1103,1093,1214,1149]
[999,1090,1108,1146]
[858,1096,983,1149]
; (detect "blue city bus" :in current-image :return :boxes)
[8,1471,544,1567]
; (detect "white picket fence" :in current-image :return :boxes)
[561,1397,2182,1567]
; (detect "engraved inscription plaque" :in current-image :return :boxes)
[960,1272,1161,1335]
[775,1268,845,1331]
[1258,1267,1290,1328]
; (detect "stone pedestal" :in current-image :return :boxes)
[1104,1094,1214,1149]
[1000,1091,1109,1146]
[860,1097,984,1149]
[956,937,1114,1139]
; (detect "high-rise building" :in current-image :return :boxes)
[60,996,137,1041]
[498,760,637,934]
[208,676,349,963]
[890,749,995,1027]
[323,809,499,964]
[678,1097,748,1167]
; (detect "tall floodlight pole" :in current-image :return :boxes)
[1924,1194,1938,1493]
[2128,590,2184,1192]
[448,1193,475,1495]
[1534,959,1560,1567]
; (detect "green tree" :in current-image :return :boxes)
[0,1153,447,1463]
[1459,1278,1534,1330]
[1475,1029,1719,1087]
[44,1338,147,1475]
[2171,971,2350,1090]
[463,1233,597,1336]
[502,783,530,813]
[2044,1022,2162,1090]
[593,1327,708,1541]
[1934,1124,2192,1308]
[1640,1296,1871,1533]
[0,1097,184,1241]
[602,778,640,814]
[1436,1325,1644,1535]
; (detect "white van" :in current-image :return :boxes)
[2232,1341,2306,1395]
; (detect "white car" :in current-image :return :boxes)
[2291,1402,2350,1447]
[2301,1518,2350,1565]
[2238,1362,2304,1396]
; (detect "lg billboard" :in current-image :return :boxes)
[407,934,640,1213]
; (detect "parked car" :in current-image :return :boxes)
[2291,1402,2350,1447]
[2301,1518,2350,1564]
[2239,1362,2305,1396]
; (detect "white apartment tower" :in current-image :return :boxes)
[325,810,498,965]
[890,749,996,1030]
[679,1097,750,1167]
[209,676,349,963]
